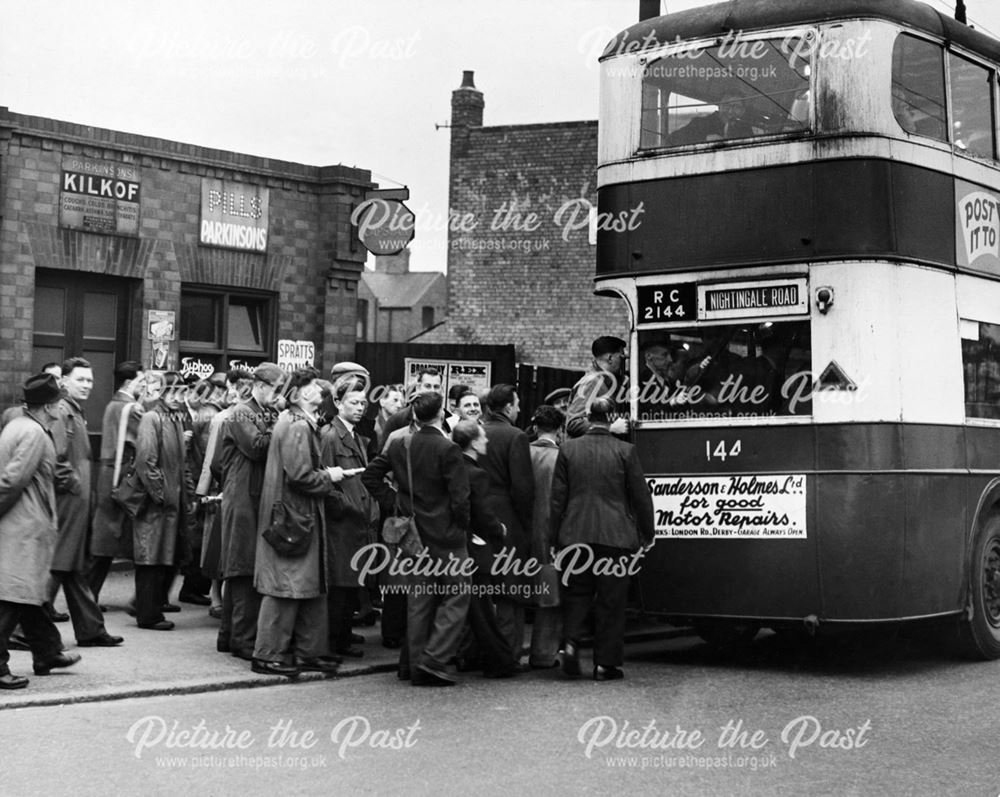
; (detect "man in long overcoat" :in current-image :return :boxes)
[320,383,374,658]
[0,374,80,688]
[133,371,195,630]
[49,357,121,646]
[481,384,534,666]
[252,368,344,677]
[89,360,144,603]
[526,404,565,668]
[218,362,283,658]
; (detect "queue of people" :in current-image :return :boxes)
[0,335,655,689]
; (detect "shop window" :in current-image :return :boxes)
[961,319,1000,419]
[636,321,812,421]
[891,35,948,141]
[949,52,995,159]
[180,288,274,373]
[640,37,810,150]
[179,294,220,345]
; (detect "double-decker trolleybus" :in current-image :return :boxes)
[596,0,1000,657]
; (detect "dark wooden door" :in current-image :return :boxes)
[33,268,133,449]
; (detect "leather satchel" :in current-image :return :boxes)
[381,435,425,559]
[110,401,147,518]
[111,465,148,518]
[263,499,314,558]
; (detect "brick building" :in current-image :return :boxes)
[357,249,447,343]
[0,107,371,436]
[414,72,628,367]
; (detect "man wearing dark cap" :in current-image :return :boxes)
[543,387,571,413]
[217,362,283,657]
[0,374,81,688]
[565,336,630,438]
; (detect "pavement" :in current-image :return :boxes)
[0,566,690,711]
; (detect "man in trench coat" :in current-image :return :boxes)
[217,362,284,659]
[49,357,122,647]
[133,371,195,631]
[0,374,81,688]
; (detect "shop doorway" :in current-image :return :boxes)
[32,268,133,447]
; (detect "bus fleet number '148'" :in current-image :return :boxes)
[706,440,742,461]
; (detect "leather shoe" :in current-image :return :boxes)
[334,646,364,658]
[296,656,340,673]
[251,659,300,677]
[47,609,70,623]
[33,651,81,676]
[351,609,380,627]
[8,633,30,651]
[216,637,231,653]
[161,603,181,613]
[382,637,401,649]
[179,592,212,606]
[208,606,223,620]
[350,632,365,644]
[77,632,124,647]
[412,663,456,686]
[561,643,581,678]
[138,620,175,631]
[594,665,625,682]
[0,673,29,689]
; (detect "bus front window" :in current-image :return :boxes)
[636,321,811,421]
[640,37,811,150]
[891,34,947,141]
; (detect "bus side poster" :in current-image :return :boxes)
[647,474,807,539]
[956,180,1000,274]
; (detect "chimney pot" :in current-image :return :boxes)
[460,70,476,89]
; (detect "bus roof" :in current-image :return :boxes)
[601,0,1000,63]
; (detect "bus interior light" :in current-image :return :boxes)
[815,286,834,314]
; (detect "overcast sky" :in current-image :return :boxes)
[2,0,998,272]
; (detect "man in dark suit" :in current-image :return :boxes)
[452,419,513,678]
[362,391,471,686]
[481,384,534,667]
[551,397,655,682]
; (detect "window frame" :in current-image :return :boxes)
[636,27,816,154]
[179,285,277,370]
[892,31,1000,164]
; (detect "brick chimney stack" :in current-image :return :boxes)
[374,248,411,275]
[450,70,483,154]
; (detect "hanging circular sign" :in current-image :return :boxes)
[352,198,415,255]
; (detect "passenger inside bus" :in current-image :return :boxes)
[636,322,811,420]
[666,94,755,145]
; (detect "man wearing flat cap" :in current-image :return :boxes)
[565,336,630,438]
[544,387,571,413]
[0,374,81,688]
[217,362,283,657]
